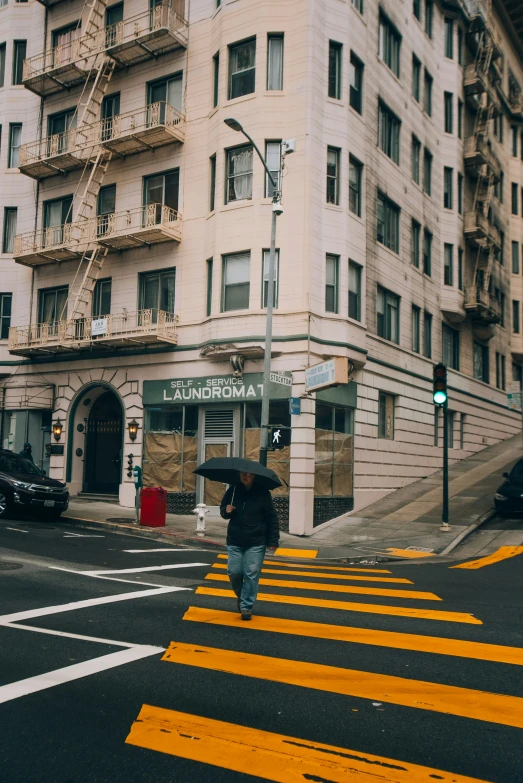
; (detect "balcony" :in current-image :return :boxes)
[441,288,466,323]
[23,4,187,97]
[18,130,96,180]
[511,333,523,363]
[509,90,523,119]
[13,224,87,267]
[464,210,501,249]
[95,102,185,155]
[92,204,182,250]
[463,136,502,181]
[464,62,488,104]
[464,287,501,324]
[8,310,178,357]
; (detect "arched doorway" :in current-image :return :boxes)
[83,390,123,494]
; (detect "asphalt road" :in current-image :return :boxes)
[0,515,522,783]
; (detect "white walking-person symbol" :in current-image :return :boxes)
[273,429,281,444]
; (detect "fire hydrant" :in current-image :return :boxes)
[192,503,209,537]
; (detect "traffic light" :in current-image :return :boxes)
[269,426,291,450]
[127,453,134,478]
[433,363,448,406]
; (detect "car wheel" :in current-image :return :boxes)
[0,490,11,519]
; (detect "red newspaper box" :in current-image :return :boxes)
[140,487,167,527]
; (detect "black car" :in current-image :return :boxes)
[494,458,523,515]
[0,449,69,521]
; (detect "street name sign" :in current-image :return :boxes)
[305,357,349,393]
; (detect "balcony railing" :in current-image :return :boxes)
[464,210,501,248]
[13,204,182,266]
[23,4,187,96]
[94,101,185,153]
[464,287,501,324]
[8,309,178,355]
[463,136,501,180]
[18,129,92,180]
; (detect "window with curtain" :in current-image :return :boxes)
[0,293,12,340]
[377,192,400,253]
[377,286,399,343]
[48,108,77,154]
[92,279,112,318]
[267,34,283,90]
[228,39,256,99]
[325,254,338,313]
[349,261,361,321]
[226,146,253,202]
[262,249,279,308]
[52,22,81,67]
[144,169,179,222]
[412,305,420,353]
[12,40,26,85]
[378,101,401,164]
[8,124,22,168]
[2,208,17,254]
[265,141,281,197]
[43,196,72,246]
[349,156,363,216]
[350,52,363,113]
[148,73,183,116]
[326,147,340,204]
[222,252,250,311]
[38,286,68,326]
[140,268,176,322]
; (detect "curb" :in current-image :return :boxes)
[438,508,497,557]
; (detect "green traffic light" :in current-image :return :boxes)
[434,391,447,405]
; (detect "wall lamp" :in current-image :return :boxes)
[128,419,139,441]
[52,419,63,442]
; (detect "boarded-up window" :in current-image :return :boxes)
[314,403,354,497]
[143,406,198,492]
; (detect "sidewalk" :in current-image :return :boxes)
[62,435,523,561]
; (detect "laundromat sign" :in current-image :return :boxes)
[143,372,292,405]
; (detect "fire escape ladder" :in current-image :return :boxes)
[76,57,116,142]
[68,246,109,324]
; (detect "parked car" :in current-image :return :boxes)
[0,449,69,521]
[494,458,523,516]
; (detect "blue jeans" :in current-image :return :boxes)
[227,544,266,613]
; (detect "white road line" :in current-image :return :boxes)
[5,527,28,533]
[63,532,105,538]
[81,562,208,576]
[0,645,164,705]
[0,586,186,624]
[123,548,200,553]
[47,565,178,588]
[0,622,137,649]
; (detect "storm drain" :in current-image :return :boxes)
[0,561,23,570]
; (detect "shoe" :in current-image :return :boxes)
[241,611,252,621]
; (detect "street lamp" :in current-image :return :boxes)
[224,117,283,466]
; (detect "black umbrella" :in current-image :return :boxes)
[193,457,282,490]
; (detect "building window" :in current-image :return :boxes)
[97,184,116,236]
[444,167,453,209]
[458,248,463,290]
[379,13,401,77]
[496,352,506,390]
[350,51,364,114]
[500,291,506,328]
[8,124,22,168]
[352,0,363,13]
[265,141,281,197]
[228,38,256,100]
[12,40,26,85]
[447,410,455,449]
[148,72,183,113]
[144,169,179,219]
[473,342,489,383]
[442,323,460,370]
[212,52,219,108]
[38,286,68,326]
[326,147,340,205]
[222,252,250,311]
[413,0,421,21]
[423,148,432,195]
[425,0,433,38]
[378,392,395,439]
[140,268,176,322]
[458,27,464,65]
[513,300,520,333]
[444,243,453,286]
[499,230,505,266]
[377,285,400,343]
[458,99,463,139]
[325,254,339,313]
[412,135,421,184]
[206,259,213,316]
[424,70,433,116]
[377,192,400,254]
[226,145,253,203]
[314,402,354,499]
[512,242,520,275]
[444,18,454,59]
[458,173,463,215]
[412,55,421,102]
[493,113,503,143]
[209,154,216,212]
[2,208,17,254]
[412,305,420,353]
[411,219,421,268]
[0,44,5,88]
[444,91,453,133]
[512,126,518,157]
[378,101,401,164]
[0,293,12,340]
[262,249,279,309]
[349,155,363,216]
[494,171,504,202]
[43,196,72,246]
[348,261,362,321]
[92,278,111,318]
[423,228,432,276]
[267,34,283,91]
[423,311,432,358]
[328,40,342,99]
[512,182,519,215]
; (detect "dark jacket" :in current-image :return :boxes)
[220,482,279,549]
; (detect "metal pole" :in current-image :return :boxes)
[259,204,278,466]
[441,402,450,530]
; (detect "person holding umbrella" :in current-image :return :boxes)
[220,471,279,620]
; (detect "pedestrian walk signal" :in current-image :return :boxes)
[269,427,291,450]
[433,363,448,406]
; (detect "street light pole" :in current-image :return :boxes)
[224,118,282,466]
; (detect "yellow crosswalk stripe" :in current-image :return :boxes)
[217,553,392,574]
[184,607,520,665]
[274,547,317,558]
[196,586,482,623]
[205,572,441,601]
[451,546,523,570]
[386,548,436,558]
[162,641,523,730]
[126,705,493,783]
[211,562,412,584]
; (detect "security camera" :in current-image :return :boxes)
[273,201,283,216]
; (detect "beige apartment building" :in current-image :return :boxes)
[0,0,522,535]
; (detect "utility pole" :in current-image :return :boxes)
[433,363,451,531]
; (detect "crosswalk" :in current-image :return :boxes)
[124,554,521,782]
